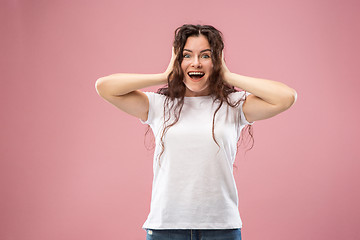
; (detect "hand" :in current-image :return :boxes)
[221,50,231,80]
[164,47,177,77]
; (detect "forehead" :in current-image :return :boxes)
[183,35,210,51]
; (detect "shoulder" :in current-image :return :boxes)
[143,91,168,107]
[143,91,167,100]
[143,91,165,97]
[227,91,249,103]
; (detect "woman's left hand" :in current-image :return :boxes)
[221,51,231,82]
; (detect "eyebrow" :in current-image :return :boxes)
[183,49,212,53]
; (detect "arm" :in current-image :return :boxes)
[95,48,176,121]
[221,54,297,123]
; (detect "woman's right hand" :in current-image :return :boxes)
[163,47,177,78]
[95,47,179,122]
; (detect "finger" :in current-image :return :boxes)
[172,46,177,57]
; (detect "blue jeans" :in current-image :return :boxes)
[145,228,242,240]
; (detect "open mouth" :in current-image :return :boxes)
[188,71,205,81]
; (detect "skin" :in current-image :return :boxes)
[181,35,213,97]
[95,35,297,123]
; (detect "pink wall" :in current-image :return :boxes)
[1,0,360,239]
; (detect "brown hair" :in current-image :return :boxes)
[148,24,253,166]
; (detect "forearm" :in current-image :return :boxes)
[224,72,297,108]
[95,73,168,96]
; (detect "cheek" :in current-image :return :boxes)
[180,62,186,72]
[208,63,214,73]
[181,62,191,76]
[180,63,184,70]
[206,60,213,69]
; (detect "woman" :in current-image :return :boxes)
[95,24,297,240]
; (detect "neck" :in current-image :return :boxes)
[184,85,211,97]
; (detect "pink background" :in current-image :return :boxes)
[1,0,360,239]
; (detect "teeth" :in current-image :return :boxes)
[188,72,204,75]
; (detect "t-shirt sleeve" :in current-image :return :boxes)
[139,91,162,125]
[238,91,255,126]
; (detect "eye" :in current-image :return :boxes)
[183,54,190,58]
[202,54,210,59]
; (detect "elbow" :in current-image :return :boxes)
[282,88,297,110]
[95,77,106,96]
[291,89,298,105]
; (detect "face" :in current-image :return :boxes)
[181,35,213,97]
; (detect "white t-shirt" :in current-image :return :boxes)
[140,91,253,229]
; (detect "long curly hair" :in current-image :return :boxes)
[147,24,254,166]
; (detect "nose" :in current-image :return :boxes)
[191,56,202,68]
